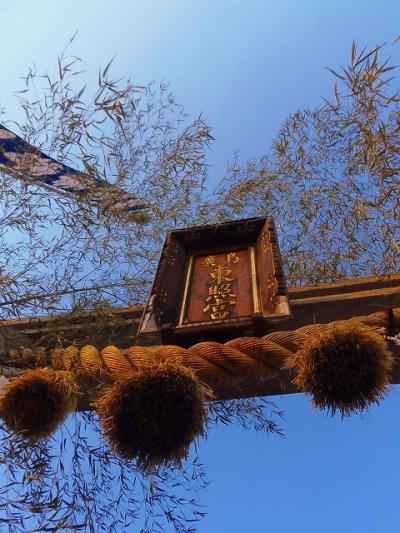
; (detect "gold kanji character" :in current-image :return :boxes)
[202,255,217,267]
[211,306,230,320]
[226,252,239,264]
[209,266,233,284]
[203,283,237,313]
[217,283,236,301]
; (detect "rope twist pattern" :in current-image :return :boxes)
[49,309,400,390]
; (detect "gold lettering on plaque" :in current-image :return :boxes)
[203,254,239,320]
[202,255,217,267]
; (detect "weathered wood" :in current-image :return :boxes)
[273,273,400,332]
[0,327,33,355]
[0,306,143,356]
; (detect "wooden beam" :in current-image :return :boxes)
[1,273,399,355]
[271,272,400,332]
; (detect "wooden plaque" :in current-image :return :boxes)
[137,217,290,346]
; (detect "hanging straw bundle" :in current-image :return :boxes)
[94,362,211,469]
[0,368,79,440]
[286,321,394,416]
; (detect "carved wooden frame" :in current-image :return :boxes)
[137,216,290,345]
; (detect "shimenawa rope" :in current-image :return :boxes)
[45,308,400,390]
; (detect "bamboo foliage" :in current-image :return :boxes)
[0,36,399,531]
[211,37,400,285]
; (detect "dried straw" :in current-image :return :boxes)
[0,368,79,440]
[94,363,211,469]
[286,321,394,416]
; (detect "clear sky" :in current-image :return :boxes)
[1,1,400,532]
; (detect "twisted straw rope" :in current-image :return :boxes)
[52,309,400,390]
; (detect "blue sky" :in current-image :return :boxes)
[1,1,400,532]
